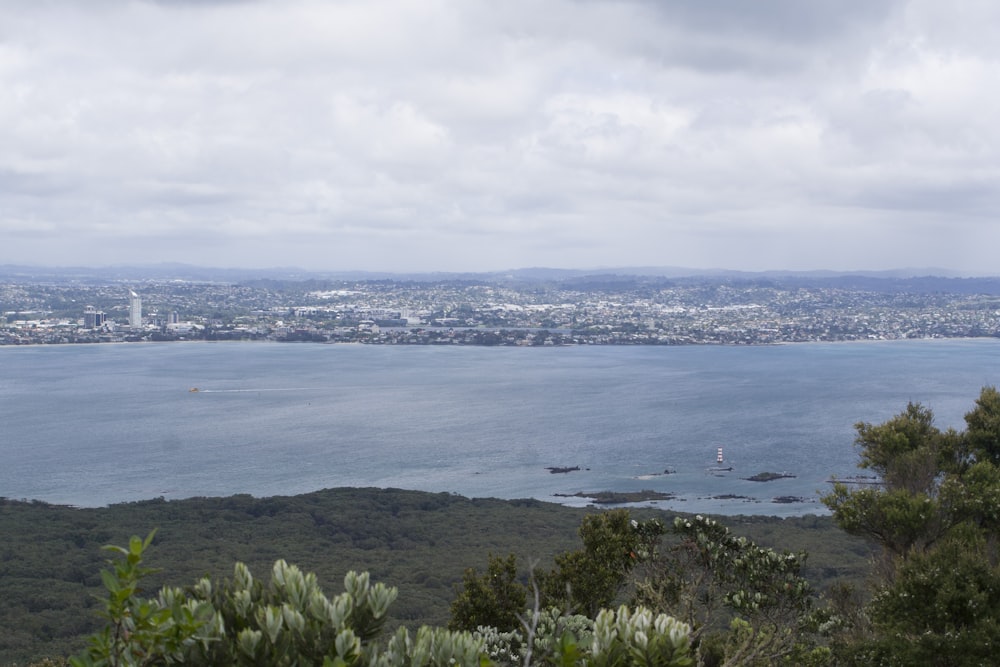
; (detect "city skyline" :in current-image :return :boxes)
[2,1,999,275]
[6,272,1000,347]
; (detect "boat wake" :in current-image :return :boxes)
[189,388,310,393]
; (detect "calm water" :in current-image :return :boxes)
[1,339,998,515]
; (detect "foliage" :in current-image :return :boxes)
[853,402,944,490]
[70,534,700,667]
[375,625,485,667]
[633,515,820,667]
[185,561,401,665]
[453,510,823,666]
[823,386,1000,665]
[541,511,665,617]
[449,554,527,632]
[475,608,594,665]
[0,489,583,664]
[70,530,217,667]
[859,525,1000,666]
[821,485,946,560]
[0,488,869,665]
[963,385,1000,466]
[474,605,691,667]
[450,511,665,630]
[587,606,692,667]
[70,533,484,667]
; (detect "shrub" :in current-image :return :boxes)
[70,533,694,667]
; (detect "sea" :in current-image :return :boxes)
[1,339,998,516]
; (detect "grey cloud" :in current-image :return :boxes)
[849,181,1000,215]
[0,169,76,198]
[145,0,258,5]
[638,0,898,43]
[0,0,996,273]
[564,0,898,77]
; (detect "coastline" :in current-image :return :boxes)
[2,332,999,349]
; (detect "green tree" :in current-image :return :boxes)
[824,401,954,571]
[821,485,947,562]
[541,511,665,617]
[449,511,663,631]
[963,385,1000,466]
[449,553,527,632]
[823,387,1000,665]
[853,402,947,493]
[856,524,1000,666]
[448,510,822,665]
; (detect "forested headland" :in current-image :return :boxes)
[0,487,868,665]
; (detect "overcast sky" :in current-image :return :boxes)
[2,0,998,274]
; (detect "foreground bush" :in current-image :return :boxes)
[70,532,693,666]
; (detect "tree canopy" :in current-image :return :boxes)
[824,386,1000,665]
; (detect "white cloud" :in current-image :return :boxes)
[0,0,997,273]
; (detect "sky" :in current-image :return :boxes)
[2,0,999,275]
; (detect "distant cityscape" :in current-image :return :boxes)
[2,269,1000,346]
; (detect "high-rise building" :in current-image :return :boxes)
[83,305,106,329]
[129,290,142,329]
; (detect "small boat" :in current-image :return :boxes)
[189,387,200,392]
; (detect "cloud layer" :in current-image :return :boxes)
[2,0,998,273]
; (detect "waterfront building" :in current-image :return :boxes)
[83,306,107,329]
[129,290,142,329]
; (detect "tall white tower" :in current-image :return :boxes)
[129,290,142,329]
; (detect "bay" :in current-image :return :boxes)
[1,339,998,515]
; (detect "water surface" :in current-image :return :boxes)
[2,339,997,515]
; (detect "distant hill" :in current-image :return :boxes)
[3,263,999,295]
[0,263,991,281]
